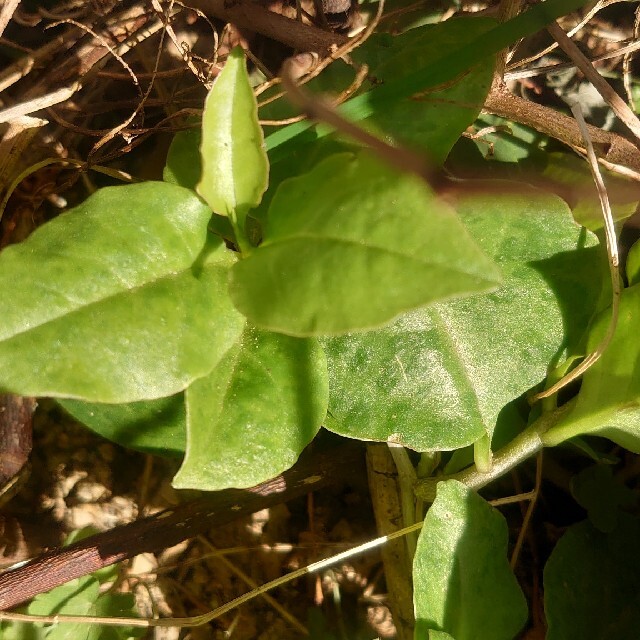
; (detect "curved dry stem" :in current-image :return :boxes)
[0,522,425,629]
[507,0,622,70]
[531,103,621,402]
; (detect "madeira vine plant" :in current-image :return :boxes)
[2,0,640,637]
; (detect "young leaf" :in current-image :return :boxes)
[0,182,245,402]
[58,394,186,456]
[197,46,268,239]
[543,283,640,451]
[323,184,601,451]
[414,480,527,640]
[544,514,640,639]
[173,327,328,490]
[230,152,502,337]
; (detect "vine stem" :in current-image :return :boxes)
[414,401,576,503]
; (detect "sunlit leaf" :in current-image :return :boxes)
[0,182,244,402]
[173,327,328,490]
[324,183,601,450]
[543,283,640,451]
[230,152,501,337]
[414,480,527,639]
[197,46,268,236]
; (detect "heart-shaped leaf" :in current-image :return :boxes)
[323,184,601,450]
[0,182,244,402]
[230,152,501,337]
[173,326,328,490]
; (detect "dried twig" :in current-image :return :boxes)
[184,0,349,54]
[531,103,621,402]
[0,442,363,611]
[0,0,21,39]
[547,21,640,145]
[484,81,640,177]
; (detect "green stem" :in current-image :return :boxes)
[387,443,419,559]
[414,401,576,502]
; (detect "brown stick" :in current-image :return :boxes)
[484,81,640,175]
[184,0,349,54]
[0,440,364,611]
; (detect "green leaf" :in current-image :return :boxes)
[0,182,245,402]
[324,184,601,450]
[413,480,527,640]
[19,576,141,640]
[265,0,592,155]
[571,464,637,533]
[173,327,328,490]
[197,46,268,237]
[58,394,186,456]
[544,514,640,639]
[230,152,501,337]
[163,127,201,190]
[472,114,548,165]
[427,632,456,640]
[627,239,640,286]
[541,153,640,231]
[351,17,496,165]
[543,283,640,451]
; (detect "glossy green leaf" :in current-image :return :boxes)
[324,184,601,450]
[544,514,640,639]
[351,17,495,165]
[173,327,328,490]
[543,283,640,451]
[230,152,501,337]
[164,129,236,243]
[58,394,186,456]
[197,46,268,235]
[413,480,527,640]
[0,182,245,402]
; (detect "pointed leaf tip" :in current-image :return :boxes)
[197,46,268,237]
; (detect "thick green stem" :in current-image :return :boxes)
[414,401,575,502]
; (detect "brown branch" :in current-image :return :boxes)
[484,81,640,176]
[0,440,364,611]
[183,0,349,54]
